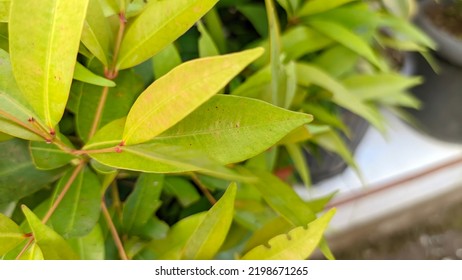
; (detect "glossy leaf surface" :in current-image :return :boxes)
[123,48,263,145]
[241,208,335,260]
[9,0,89,128]
[116,0,218,69]
[22,205,78,259]
[68,224,105,260]
[182,183,236,260]
[50,167,101,238]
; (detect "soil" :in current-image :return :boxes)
[318,187,462,259]
[426,2,462,38]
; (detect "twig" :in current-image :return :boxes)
[191,173,217,205]
[101,200,128,260]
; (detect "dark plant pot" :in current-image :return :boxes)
[416,0,462,67]
[408,52,462,142]
[307,110,369,184]
[406,0,462,142]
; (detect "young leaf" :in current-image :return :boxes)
[81,0,113,66]
[123,48,264,145]
[181,183,236,260]
[73,62,116,87]
[243,216,293,254]
[50,167,102,239]
[295,63,385,132]
[68,224,105,260]
[0,213,25,256]
[146,212,206,259]
[123,174,164,235]
[9,0,90,129]
[240,168,315,226]
[22,205,78,259]
[297,0,358,16]
[152,44,182,79]
[0,139,65,204]
[29,136,76,170]
[241,208,336,260]
[306,19,385,70]
[116,0,218,69]
[20,243,44,260]
[286,143,311,187]
[198,21,220,57]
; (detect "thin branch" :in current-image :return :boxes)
[15,237,35,260]
[101,200,128,260]
[42,161,86,224]
[0,110,49,140]
[72,144,123,155]
[191,173,217,205]
[88,86,109,140]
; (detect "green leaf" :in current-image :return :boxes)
[240,168,315,226]
[295,63,384,132]
[123,48,264,145]
[9,0,90,129]
[243,217,293,254]
[123,174,164,235]
[116,0,218,69]
[22,205,78,259]
[0,139,65,204]
[307,19,385,70]
[147,212,206,259]
[298,0,358,16]
[21,243,44,260]
[0,213,25,256]
[0,49,45,141]
[265,0,283,107]
[0,0,9,22]
[76,70,144,142]
[0,23,8,51]
[29,136,76,170]
[309,124,360,176]
[73,62,116,87]
[151,95,313,165]
[152,44,182,79]
[203,8,226,53]
[81,0,113,66]
[286,143,311,187]
[164,177,200,207]
[342,73,422,101]
[50,167,101,239]
[182,183,236,260]
[241,208,335,260]
[198,21,220,57]
[85,119,251,182]
[68,224,105,260]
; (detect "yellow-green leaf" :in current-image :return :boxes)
[182,183,236,260]
[9,0,90,129]
[152,44,182,79]
[81,0,113,66]
[22,205,78,260]
[0,0,10,22]
[0,213,25,256]
[298,0,358,16]
[241,208,335,260]
[198,21,220,58]
[122,48,264,145]
[116,0,218,69]
[73,62,116,87]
